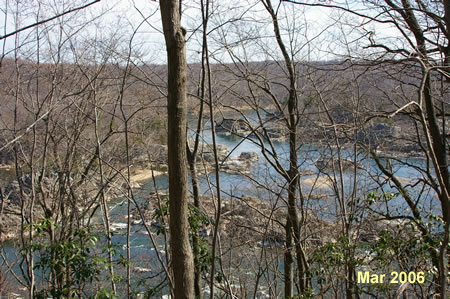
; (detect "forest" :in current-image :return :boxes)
[0,0,448,298]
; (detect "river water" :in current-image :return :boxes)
[0,113,441,296]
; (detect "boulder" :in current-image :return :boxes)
[316,157,360,172]
[238,152,259,162]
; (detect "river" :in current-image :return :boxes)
[0,113,441,296]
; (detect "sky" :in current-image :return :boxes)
[0,0,400,64]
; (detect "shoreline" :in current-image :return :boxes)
[0,164,13,170]
[130,167,167,184]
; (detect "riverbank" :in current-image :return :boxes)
[130,167,166,186]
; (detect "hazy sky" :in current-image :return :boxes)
[0,0,397,64]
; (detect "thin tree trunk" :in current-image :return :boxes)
[385,1,449,293]
[94,102,116,294]
[189,160,202,298]
[284,218,293,297]
[422,75,449,298]
[160,1,194,297]
[262,0,311,294]
[187,3,207,294]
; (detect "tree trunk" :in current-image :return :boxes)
[284,218,293,297]
[262,0,311,294]
[160,1,194,298]
[188,157,203,298]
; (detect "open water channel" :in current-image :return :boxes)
[0,112,441,297]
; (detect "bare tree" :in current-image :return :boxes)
[282,0,449,296]
[160,0,195,297]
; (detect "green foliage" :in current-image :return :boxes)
[153,197,169,218]
[29,219,115,298]
[356,191,397,206]
[368,229,434,278]
[196,237,212,272]
[188,204,211,234]
[215,270,225,283]
[188,204,213,273]
[143,287,159,298]
[311,235,364,285]
[291,288,315,299]
[153,198,169,236]
[92,288,118,299]
[152,198,213,273]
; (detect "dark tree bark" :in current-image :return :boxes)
[160,1,195,298]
